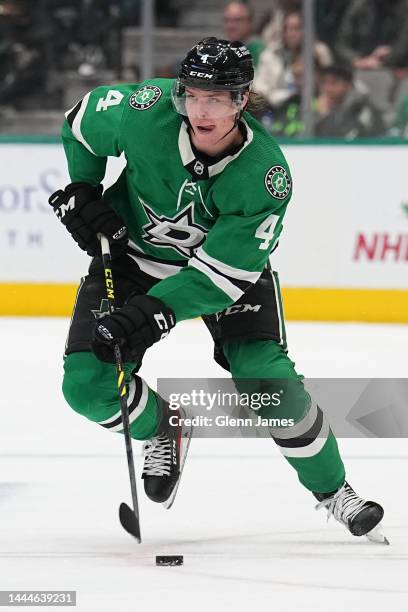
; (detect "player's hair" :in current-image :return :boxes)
[246,91,267,113]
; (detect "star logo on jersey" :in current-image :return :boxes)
[91,299,110,320]
[265,166,292,200]
[141,199,207,258]
[129,85,162,110]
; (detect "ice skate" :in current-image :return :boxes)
[314,481,389,545]
[142,402,192,508]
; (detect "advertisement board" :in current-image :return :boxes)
[1,142,407,320]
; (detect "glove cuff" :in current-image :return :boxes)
[65,182,103,199]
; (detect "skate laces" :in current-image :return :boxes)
[142,434,172,477]
[315,483,367,524]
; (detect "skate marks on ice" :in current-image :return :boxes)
[1,529,405,597]
[1,459,407,612]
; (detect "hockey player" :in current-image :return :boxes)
[50,38,387,542]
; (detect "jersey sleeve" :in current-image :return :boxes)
[148,164,291,321]
[61,84,136,184]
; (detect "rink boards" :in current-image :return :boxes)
[0,140,407,322]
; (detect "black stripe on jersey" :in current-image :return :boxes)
[272,406,324,448]
[100,377,143,430]
[127,246,187,267]
[66,100,82,128]
[194,253,253,293]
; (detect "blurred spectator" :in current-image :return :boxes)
[155,0,184,27]
[51,1,123,74]
[315,64,385,138]
[261,0,301,47]
[315,0,349,50]
[110,0,182,26]
[120,0,140,23]
[253,9,332,108]
[254,55,328,138]
[0,0,48,109]
[223,1,265,68]
[255,55,306,137]
[389,93,408,138]
[336,0,408,70]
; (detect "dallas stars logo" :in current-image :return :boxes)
[141,199,207,258]
[265,166,292,200]
[91,299,110,320]
[129,85,162,111]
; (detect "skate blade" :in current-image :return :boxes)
[162,425,193,510]
[365,524,390,545]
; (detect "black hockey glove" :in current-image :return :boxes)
[91,294,176,362]
[48,182,128,257]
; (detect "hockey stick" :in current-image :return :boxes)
[98,233,141,543]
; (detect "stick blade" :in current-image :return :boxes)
[119,502,141,542]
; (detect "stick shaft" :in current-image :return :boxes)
[99,234,141,540]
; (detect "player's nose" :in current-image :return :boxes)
[196,100,209,117]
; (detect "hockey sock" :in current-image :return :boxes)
[224,338,346,493]
[63,352,162,440]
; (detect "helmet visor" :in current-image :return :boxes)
[172,81,247,119]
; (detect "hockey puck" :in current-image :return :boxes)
[155,555,184,566]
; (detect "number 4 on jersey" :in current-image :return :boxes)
[96,90,124,112]
[255,213,279,250]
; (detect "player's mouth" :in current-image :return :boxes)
[195,124,216,134]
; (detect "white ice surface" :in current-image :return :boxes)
[1,318,407,611]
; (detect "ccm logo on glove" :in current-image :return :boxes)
[50,193,75,219]
[154,312,175,339]
[49,182,128,257]
[95,324,115,343]
[91,294,176,363]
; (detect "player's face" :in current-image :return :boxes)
[185,87,244,150]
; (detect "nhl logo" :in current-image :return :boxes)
[129,85,162,111]
[194,160,205,176]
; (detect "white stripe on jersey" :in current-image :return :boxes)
[67,92,97,155]
[128,253,183,279]
[271,271,284,346]
[189,257,243,302]
[194,247,261,283]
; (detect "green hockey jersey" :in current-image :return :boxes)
[62,79,293,321]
